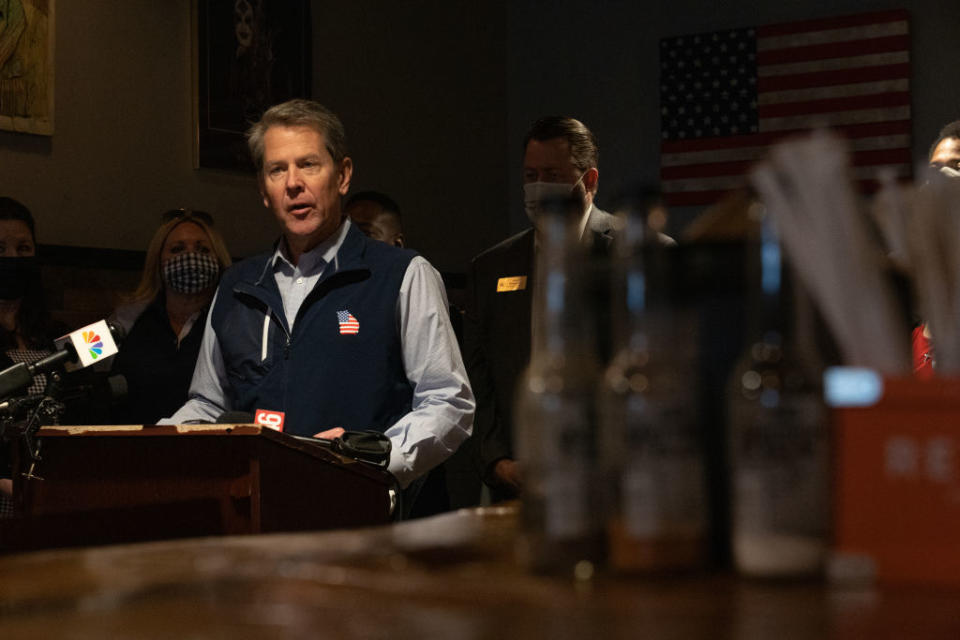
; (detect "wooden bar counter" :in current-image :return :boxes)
[1,504,958,638]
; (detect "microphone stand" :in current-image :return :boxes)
[2,370,68,484]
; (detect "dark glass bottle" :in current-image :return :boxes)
[514,199,604,576]
[727,209,829,577]
[599,210,707,572]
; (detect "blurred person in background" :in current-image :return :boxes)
[911,121,960,378]
[929,120,960,178]
[345,190,405,248]
[109,209,231,424]
[465,116,614,502]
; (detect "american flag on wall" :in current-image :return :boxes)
[659,9,911,207]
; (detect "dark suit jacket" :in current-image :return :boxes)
[464,207,621,501]
[464,228,535,501]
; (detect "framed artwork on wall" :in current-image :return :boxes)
[193,0,312,172]
[0,0,55,135]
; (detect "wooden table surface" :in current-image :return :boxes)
[1,504,958,639]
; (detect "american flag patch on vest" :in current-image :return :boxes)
[337,310,360,335]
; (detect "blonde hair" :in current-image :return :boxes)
[128,213,232,303]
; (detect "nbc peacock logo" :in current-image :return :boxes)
[82,330,105,360]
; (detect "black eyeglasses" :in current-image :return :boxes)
[162,208,214,226]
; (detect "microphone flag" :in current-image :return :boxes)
[55,320,120,369]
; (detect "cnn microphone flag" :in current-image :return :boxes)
[659,9,911,207]
[337,310,360,335]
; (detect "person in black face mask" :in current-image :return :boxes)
[0,198,57,368]
[0,197,62,516]
[108,210,232,424]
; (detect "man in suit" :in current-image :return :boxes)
[464,116,615,502]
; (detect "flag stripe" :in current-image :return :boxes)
[758,52,908,78]
[757,20,907,51]
[757,35,909,66]
[661,148,911,180]
[663,176,906,206]
[661,120,911,154]
[759,106,910,132]
[661,133,910,167]
[663,165,910,194]
[758,78,908,105]
[759,63,909,91]
[757,90,909,119]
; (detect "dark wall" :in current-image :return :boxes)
[505,0,960,235]
[0,1,508,274]
[0,1,957,273]
[0,1,270,261]
[310,1,508,271]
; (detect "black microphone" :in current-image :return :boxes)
[56,373,129,406]
[216,411,255,424]
[0,320,126,401]
[104,374,128,401]
[0,394,41,416]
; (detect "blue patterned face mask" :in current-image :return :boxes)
[162,252,220,294]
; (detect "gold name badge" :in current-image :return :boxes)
[497,276,528,292]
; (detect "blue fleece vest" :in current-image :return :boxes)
[211,224,417,437]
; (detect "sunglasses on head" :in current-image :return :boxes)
[162,208,214,226]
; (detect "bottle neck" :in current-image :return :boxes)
[750,215,792,345]
[609,253,650,355]
[609,211,651,355]
[531,211,591,361]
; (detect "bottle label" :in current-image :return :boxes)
[622,394,706,538]
[623,461,706,538]
[545,466,591,539]
[732,395,829,536]
[525,395,597,540]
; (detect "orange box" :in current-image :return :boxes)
[829,369,960,586]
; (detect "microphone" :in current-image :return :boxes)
[216,411,255,424]
[104,373,128,401]
[0,320,125,401]
[0,394,41,416]
[56,373,129,406]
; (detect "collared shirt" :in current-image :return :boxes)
[271,217,347,329]
[576,202,594,243]
[163,218,474,489]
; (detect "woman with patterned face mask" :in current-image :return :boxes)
[109,210,231,425]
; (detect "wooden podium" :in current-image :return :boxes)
[1,424,397,552]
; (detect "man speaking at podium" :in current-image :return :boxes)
[163,100,474,496]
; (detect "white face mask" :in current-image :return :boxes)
[523,175,587,225]
[939,165,960,179]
